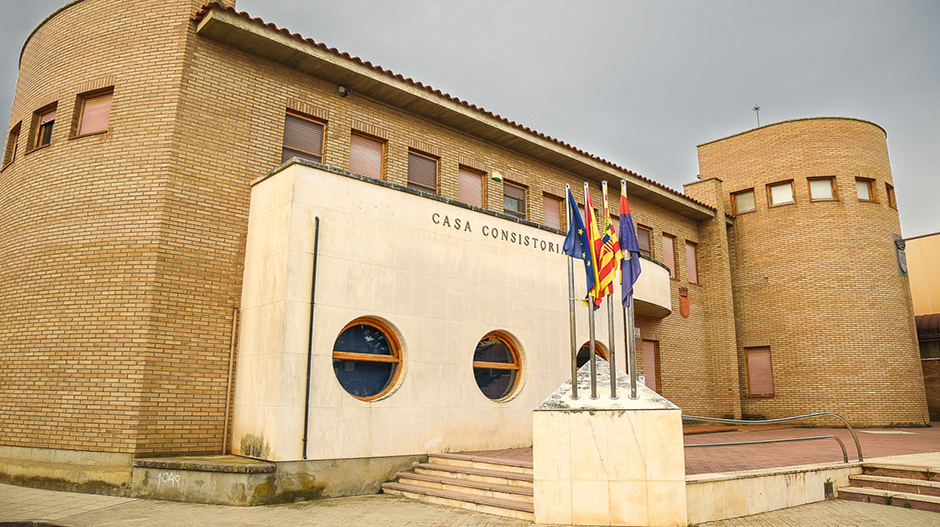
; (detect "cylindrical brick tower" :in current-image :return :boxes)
[698,117,928,426]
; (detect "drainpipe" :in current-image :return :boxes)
[302,216,321,460]
[222,307,239,455]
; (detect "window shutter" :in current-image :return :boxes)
[747,347,774,396]
[641,340,658,392]
[458,167,483,207]
[407,153,437,192]
[686,242,698,284]
[282,114,323,163]
[349,134,383,179]
[663,235,676,278]
[79,93,112,136]
[40,110,56,125]
[543,194,562,230]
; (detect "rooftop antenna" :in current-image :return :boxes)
[753,105,761,127]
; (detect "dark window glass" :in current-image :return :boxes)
[637,226,652,258]
[332,322,400,400]
[576,343,608,369]
[37,108,56,147]
[472,334,520,400]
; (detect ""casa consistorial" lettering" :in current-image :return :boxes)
[431,212,563,254]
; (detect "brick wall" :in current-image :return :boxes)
[698,118,929,426]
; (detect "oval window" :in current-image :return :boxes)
[472,332,522,401]
[332,318,402,400]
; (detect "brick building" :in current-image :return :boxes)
[0,0,928,500]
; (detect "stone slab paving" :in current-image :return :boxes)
[697,498,940,527]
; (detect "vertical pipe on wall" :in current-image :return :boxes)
[302,216,321,460]
[222,307,239,455]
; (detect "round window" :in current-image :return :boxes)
[472,332,522,401]
[332,318,402,401]
[576,342,609,369]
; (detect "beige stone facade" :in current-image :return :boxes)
[0,0,928,496]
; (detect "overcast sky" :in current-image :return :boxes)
[2,0,938,237]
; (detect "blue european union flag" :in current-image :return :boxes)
[563,188,596,294]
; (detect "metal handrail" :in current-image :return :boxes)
[685,435,849,463]
[682,411,863,462]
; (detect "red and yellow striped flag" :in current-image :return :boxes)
[593,185,622,307]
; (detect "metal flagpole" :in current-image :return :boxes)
[621,179,639,400]
[584,182,598,399]
[603,181,617,400]
[565,184,579,400]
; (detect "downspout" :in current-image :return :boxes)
[302,216,321,460]
[222,307,239,454]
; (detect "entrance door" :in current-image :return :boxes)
[641,339,660,393]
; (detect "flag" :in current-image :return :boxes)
[594,186,622,307]
[583,190,605,309]
[563,188,596,295]
[619,193,643,307]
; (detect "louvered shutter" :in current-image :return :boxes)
[458,167,483,207]
[543,195,562,230]
[349,134,383,179]
[641,340,659,392]
[79,93,112,135]
[686,242,698,284]
[407,153,437,193]
[663,235,676,278]
[40,110,56,125]
[747,347,774,396]
[282,114,323,163]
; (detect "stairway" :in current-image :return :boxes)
[382,452,534,521]
[838,462,940,513]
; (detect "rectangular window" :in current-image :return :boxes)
[503,181,526,219]
[77,90,113,136]
[542,193,563,230]
[637,225,652,258]
[746,346,774,397]
[349,132,384,180]
[767,181,794,206]
[641,339,661,393]
[3,123,20,167]
[457,166,484,207]
[281,112,324,163]
[407,151,438,193]
[686,241,698,284]
[808,177,835,201]
[732,189,756,214]
[662,234,677,279]
[886,183,897,209]
[856,178,875,202]
[34,105,57,148]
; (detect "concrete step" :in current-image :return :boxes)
[428,452,533,475]
[838,486,940,513]
[396,471,533,503]
[412,462,533,489]
[383,482,534,521]
[861,463,940,482]
[849,474,940,497]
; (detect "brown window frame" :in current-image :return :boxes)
[542,193,563,231]
[856,177,877,202]
[457,165,485,208]
[886,183,897,209]
[767,180,795,207]
[641,339,662,393]
[636,225,653,259]
[472,331,523,402]
[807,176,837,201]
[732,188,757,215]
[30,103,58,151]
[331,317,403,402]
[407,150,439,194]
[3,122,20,168]
[73,88,114,138]
[745,346,775,397]
[281,111,326,164]
[503,181,527,219]
[348,131,385,180]
[662,233,677,279]
[685,241,699,285]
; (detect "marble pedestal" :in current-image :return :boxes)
[533,362,687,526]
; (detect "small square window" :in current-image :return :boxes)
[637,225,653,258]
[662,234,677,279]
[76,90,113,136]
[349,132,384,180]
[503,181,526,219]
[3,123,20,167]
[33,105,57,149]
[685,241,698,284]
[542,193,563,230]
[458,166,484,207]
[732,189,756,214]
[767,181,794,206]
[407,151,438,194]
[282,112,324,163]
[886,183,897,209]
[856,178,876,202]
[808,177,836,201]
